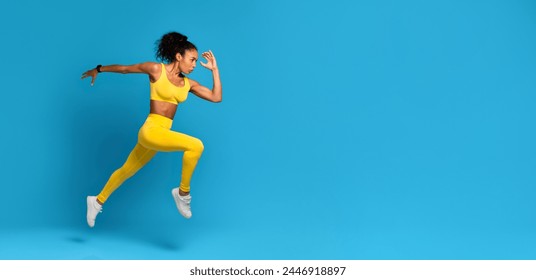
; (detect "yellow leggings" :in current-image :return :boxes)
[97,113,204,204]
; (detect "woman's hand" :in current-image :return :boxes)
[81,68,98,86]
[200,50,218,71]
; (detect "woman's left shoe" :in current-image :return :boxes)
[86,196,103,228]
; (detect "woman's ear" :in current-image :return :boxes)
[175,52,182,61]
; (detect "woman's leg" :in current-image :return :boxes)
[96,143,157,204]
[88,114,204,226]
[87,143,156,227]
[138,116,204,219]
[139,125,204,194]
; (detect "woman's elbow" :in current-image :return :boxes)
[212,92,222,103]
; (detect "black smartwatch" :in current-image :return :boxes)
[96,65,102,73]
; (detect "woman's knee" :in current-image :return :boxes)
[187,138,204,156]
[193,138,204,154]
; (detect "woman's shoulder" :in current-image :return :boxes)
[141,62,163,82]
[143,61,162,70]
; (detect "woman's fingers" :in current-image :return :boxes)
[205,50,216,64]
[81,69,97,86]
[200,51,217,70]
[203,51,213,59]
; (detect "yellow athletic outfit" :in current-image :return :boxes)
[97,63,204,204]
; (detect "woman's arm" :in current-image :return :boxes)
[189,51,222,103]
[81,62,159,86]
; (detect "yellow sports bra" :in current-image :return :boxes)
[150,63,190,105]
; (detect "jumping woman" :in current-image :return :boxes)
[81,32,222,228]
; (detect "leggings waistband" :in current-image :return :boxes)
[146,113,173,128]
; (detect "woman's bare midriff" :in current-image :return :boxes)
[150,100,178,119]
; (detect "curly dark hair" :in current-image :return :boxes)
[155,32,197,63]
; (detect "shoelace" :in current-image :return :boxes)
[94,202,103,213]
[180,196,191,205]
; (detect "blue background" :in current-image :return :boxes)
[0,0,535,259]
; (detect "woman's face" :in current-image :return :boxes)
[177,49,198,74]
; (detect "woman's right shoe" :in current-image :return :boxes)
[171,188,192,219]
[86,196,102,228]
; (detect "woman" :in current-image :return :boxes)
[81,32,222,228]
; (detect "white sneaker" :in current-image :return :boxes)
[172,188,192,219]
[86,196,102,228]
